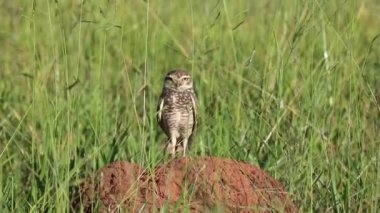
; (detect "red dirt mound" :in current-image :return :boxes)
[72,161,144,212]
[73,157,297,212]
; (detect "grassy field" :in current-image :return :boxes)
[0,0,379,212]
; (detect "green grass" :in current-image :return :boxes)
[1,0,379,212]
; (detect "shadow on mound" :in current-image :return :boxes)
[72,157,297,212]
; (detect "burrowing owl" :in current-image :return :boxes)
[157,70,198,157]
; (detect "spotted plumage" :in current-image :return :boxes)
[157,70,198,157]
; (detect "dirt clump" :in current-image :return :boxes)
[71,161,144,212]
[73,157,297,212]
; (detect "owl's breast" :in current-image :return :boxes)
[160,91,194,134]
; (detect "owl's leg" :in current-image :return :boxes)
[182,138,189,157]
[170,135,177,157]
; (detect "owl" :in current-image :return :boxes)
[157,70,198,157]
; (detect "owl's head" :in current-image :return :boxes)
[163,70,193,91]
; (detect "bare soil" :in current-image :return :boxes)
[72,157,297,212]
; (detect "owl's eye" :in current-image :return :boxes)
[165,76,173,81]
[182,77,190,81]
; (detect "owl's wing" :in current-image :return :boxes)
[157,94,165,124]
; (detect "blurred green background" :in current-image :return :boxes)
[0,0,379,212]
